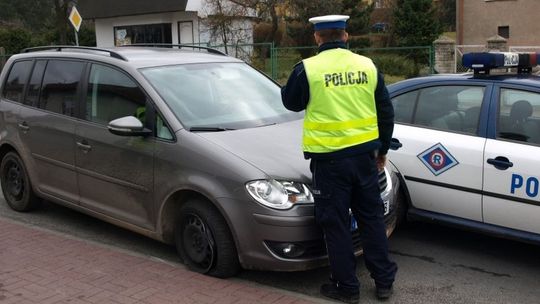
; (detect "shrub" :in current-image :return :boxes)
[0,27,32,54]
[254,22,282,46]
[369,53,418,78]
[348,35,370,49]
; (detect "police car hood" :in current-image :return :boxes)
[196,119,311,183]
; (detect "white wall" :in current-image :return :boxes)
[92,0,256,48]
[186,0,203,13]
[94,11,200,47]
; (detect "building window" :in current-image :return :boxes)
[114,23,172,46]
[498,26,510,39]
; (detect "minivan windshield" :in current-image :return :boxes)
[141,62,302,130]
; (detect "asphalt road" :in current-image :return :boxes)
[1,198,539,304]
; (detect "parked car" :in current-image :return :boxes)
[388,52,540,244]
[0,45,400,277]
[371,22,388,33]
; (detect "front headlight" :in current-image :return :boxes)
[246,179,314,210]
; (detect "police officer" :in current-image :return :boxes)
[281,15,397,303]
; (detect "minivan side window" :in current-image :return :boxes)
[39,60,85,116]
[156,115,174,140]
[86,64,146,125]
[25,60,47,106]
[1,60,33,103]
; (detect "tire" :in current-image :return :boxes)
[0,152,41,212]
[175,199,240,278]
[395,188,408,228]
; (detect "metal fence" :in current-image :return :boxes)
[509,46,540,54]
[190,43,434,84]
[455,45,485,73]
[268,45,434,85]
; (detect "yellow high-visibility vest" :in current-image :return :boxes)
[302,48,379,153]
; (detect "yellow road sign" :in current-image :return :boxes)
[69,6,82,32]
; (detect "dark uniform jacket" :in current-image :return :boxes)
[281,41,394,160]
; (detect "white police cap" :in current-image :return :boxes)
[309,15,350,31]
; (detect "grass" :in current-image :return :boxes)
[442,32,457,40]
[384,75,407,84]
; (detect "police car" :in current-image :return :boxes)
[388,52,540,243]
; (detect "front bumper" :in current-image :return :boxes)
[221,169,400,272]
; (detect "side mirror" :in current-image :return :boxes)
[108,116,152,137]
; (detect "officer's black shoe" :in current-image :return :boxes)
[375,285,393,300]
[320,283,359,304]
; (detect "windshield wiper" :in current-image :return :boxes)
[189,126,236,132]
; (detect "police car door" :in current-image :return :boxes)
[483,85,540,235]
[390,84,489,222]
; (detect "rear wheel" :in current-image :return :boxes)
[175,199,240,278]
[0,152,41,212]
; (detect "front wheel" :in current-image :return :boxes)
[175,199,240,278]
[395,188,408,227]
[0,152,41,212]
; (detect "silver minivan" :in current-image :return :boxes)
[0,46,400,277]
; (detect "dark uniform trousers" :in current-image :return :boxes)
[311,152,397,291]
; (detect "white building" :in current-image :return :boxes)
[78,0,257,48]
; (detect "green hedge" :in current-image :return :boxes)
[0,28,32,54]
[369,53,418,78]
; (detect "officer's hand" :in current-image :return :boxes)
[376,155,387,171]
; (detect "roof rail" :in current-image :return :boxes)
[121,43,227,56]
[22,46,128,61]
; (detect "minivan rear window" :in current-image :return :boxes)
[1,60,33,103]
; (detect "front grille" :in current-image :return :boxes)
[378,169,388,193]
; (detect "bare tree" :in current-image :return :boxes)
[230,0,285,44]
[54,0,71,44]
[201,0,255,54]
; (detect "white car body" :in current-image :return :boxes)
[388,72,540,243]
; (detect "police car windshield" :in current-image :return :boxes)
[141,62,302,130]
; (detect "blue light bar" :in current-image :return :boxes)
[462,52,540,73]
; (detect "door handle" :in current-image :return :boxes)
[487,156,513,170]
[76,141,92,152]
[18,122,30,132]
[390,138,403,150]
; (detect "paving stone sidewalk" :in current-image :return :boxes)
[0,218,323,304]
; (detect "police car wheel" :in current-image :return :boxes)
[0,152,41,212]
[395,188,408,227]
[175,199,240,278]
